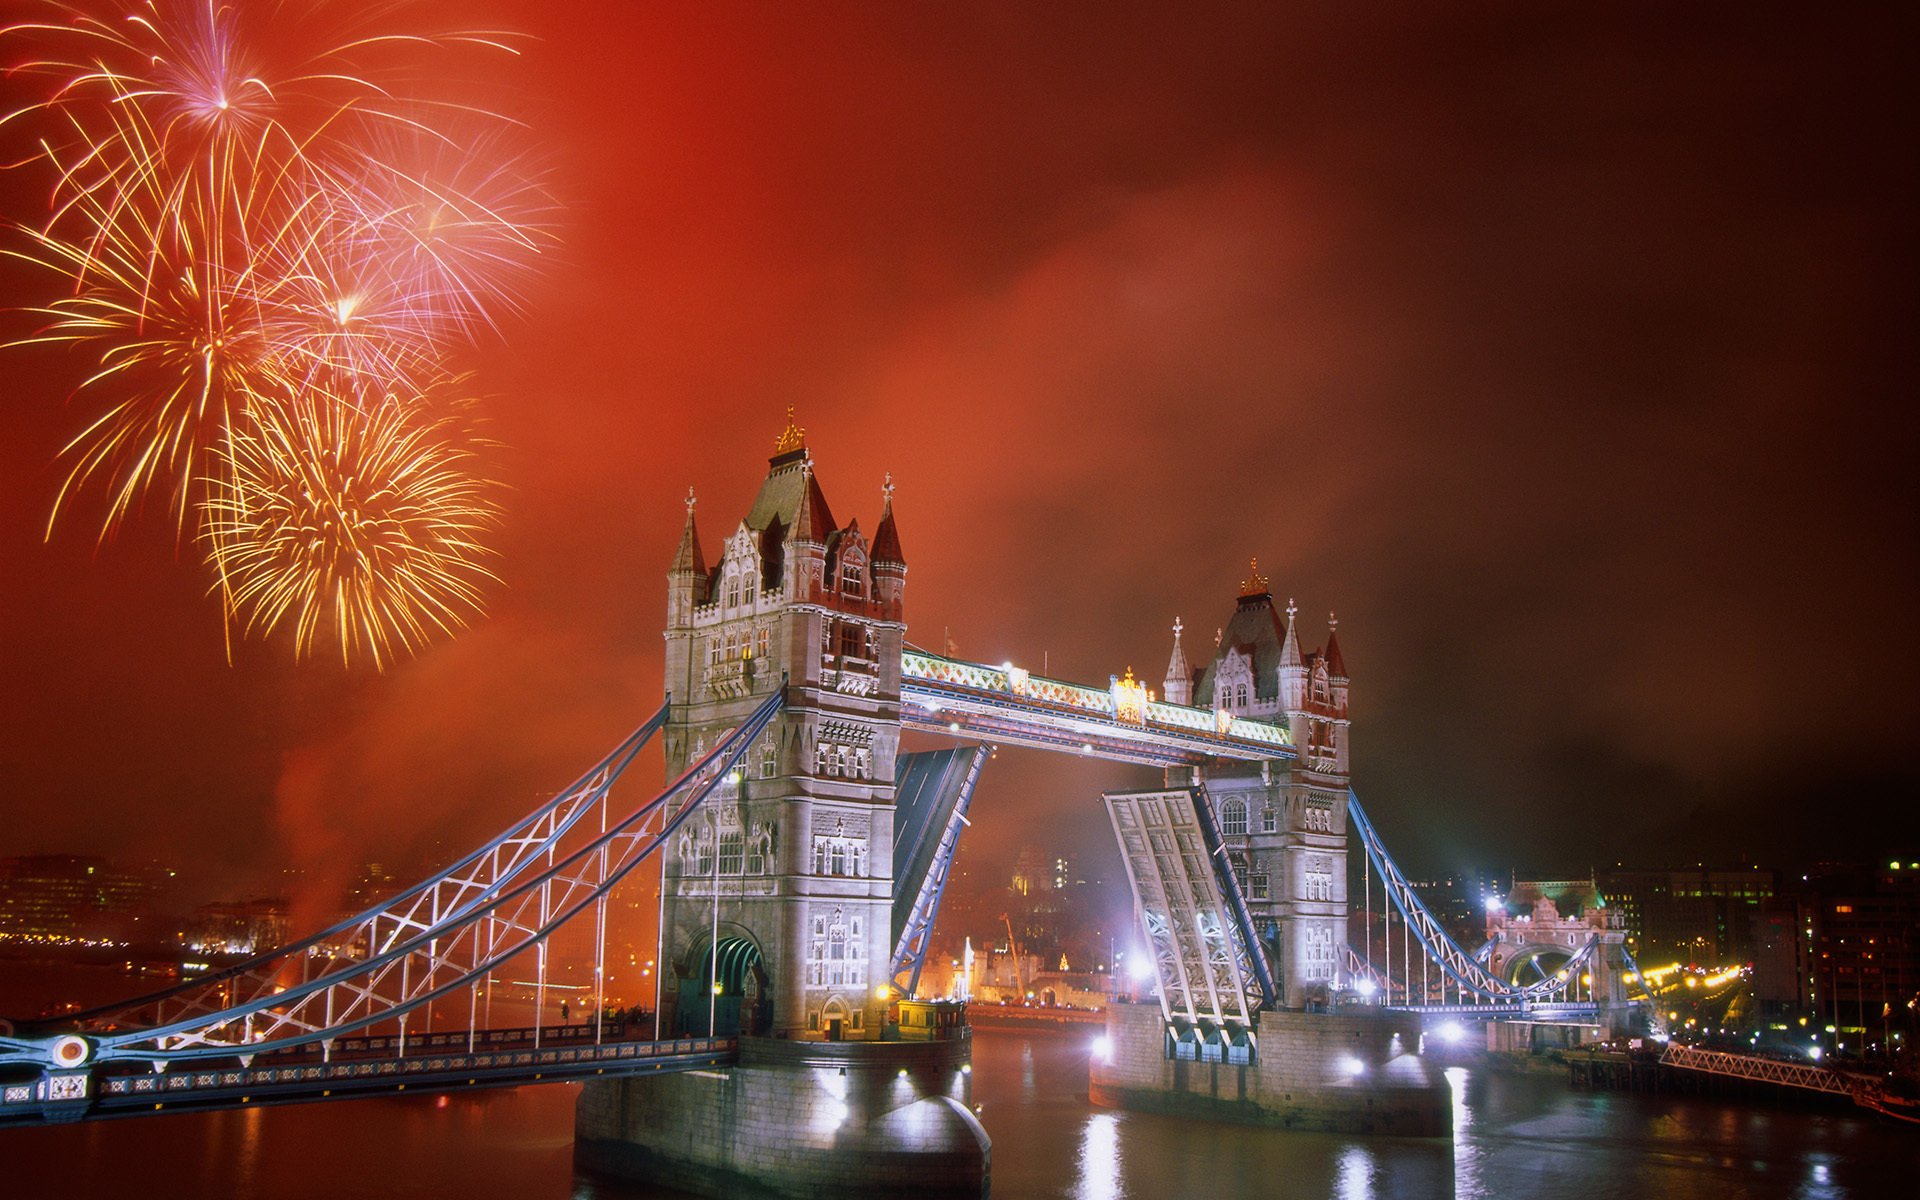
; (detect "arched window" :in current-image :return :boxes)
[757,627,771,659]
[1235,683,1249,707]
[719,831,744,875]
[840,559,863,597]
[1221,798,1248,837]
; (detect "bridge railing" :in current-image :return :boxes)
[2,690,784,1073]
[1346,790,1606,1006]
[900,649,1290,756]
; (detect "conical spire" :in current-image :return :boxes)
[671,487,706,575]
[787,457,832,544]
[1279,596,1303,669]
[1325,612,1347,677]
[1163,617,1193,706]
[872,472,905,565]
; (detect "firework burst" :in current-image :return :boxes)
[203,386,502,670]
[4,0,548,666]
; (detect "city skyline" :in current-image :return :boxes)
[3,1,1914,905]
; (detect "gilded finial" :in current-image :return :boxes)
[883,471,895,503]
[774,402,807,454]
[1240,557,1269,595]
[1328,610,1338,630]
[1172,616,1184,640]
[685,486,696,516]
[1286,597,1298,623]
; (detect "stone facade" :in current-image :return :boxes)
[660,416,907,1040]
[1168,566,1352,1008]
[1088,1000,1449,1135]
[577,1036,987,1200]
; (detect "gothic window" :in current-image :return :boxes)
[811,908,864,989]
[837,623,863,660]
[840,560,863,597]
[694,828,714,876]
[708,639,720,666]
[1249,872,1269,900]
[1261,806,1278,834]
[759,732,778,778]
[1221,798,1248,837]
[719,831,744,875]
[725,631,740,659]
[830,842,847,876]
[757,626,771,659]
[1235,684,1249,707]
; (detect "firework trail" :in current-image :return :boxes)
[202,383,502,671]
[3,0,548,667]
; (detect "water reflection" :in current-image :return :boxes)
[1076,1112,1122,1200]
[1336,1144,1373,1200]
[0,1025,1910,1200]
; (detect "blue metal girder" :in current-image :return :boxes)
[888,745,991,994]
[1191,784,1279,1011]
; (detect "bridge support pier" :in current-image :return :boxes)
[575,1034,988,1199]
[1088,1002,1451,1136]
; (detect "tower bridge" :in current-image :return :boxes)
[0,415,1646,1197]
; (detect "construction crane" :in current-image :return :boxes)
[1001,913,1026,997]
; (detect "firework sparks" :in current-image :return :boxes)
[4,0,547,665]
[203,386,502,671]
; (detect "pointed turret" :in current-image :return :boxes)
[871,473,906,617]
[671,488,706,575]
[1325,612,1347,678]
[1278,596,1306,710]
[667,488,710,627]
[1163,617,1193,706]
[871,473,904,565]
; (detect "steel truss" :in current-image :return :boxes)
[1346,790,1603,1005]
[888,744,992,996]
[1104,789,1270,1031]
[1,691,783,1072]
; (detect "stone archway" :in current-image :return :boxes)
[677,931,769,1036]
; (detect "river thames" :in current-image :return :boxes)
[3,1026,1909,1199]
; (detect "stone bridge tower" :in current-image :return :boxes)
[1178,561,1351,1008]
[659,411,906,1039]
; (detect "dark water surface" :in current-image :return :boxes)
[3,1027,1910,1198]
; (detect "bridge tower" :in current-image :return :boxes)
[1183,561,1351,1008]
[660,410,907,1040]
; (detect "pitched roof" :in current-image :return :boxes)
[1195,592,1289,706]
[744,451,837,542]
[1325,618,1347,677]
[670,504,706,576]
[872,493,904,565]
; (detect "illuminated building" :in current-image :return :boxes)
[1168,563,1349,1006]
[658,410,906,1040]
[0,854,165,946]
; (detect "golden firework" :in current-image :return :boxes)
[203,386,501,670]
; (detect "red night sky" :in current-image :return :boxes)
[1,2,1914,904]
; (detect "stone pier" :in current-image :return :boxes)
[1088,1001,1451,1135]
[575,1034,989,1199]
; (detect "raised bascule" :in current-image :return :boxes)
[0,415,1650,1199]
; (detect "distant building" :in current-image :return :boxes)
[1792,860,1920,1053]
[1595,865,1776,965]
[185,898,290,956]
[0,855,166,946]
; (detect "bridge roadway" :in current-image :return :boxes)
[899,650,1292,767]
[0,1022,735,1126]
